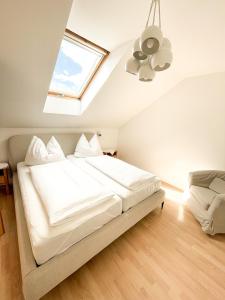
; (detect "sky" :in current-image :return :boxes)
[49,39,102,96]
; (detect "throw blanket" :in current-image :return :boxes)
[85,156,156,191]
[30,160,114,226]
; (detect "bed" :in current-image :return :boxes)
[8,133,165,300]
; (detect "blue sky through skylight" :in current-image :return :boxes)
[49,37,103,97]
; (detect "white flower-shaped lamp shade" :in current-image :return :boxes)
[126,57,141,75]
[140,25,163,55]
[133,39,147,60]
[138,60,155,81]
[151,37,173,71]
[161,38,171,49]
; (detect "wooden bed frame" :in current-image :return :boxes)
[8,133,165,300]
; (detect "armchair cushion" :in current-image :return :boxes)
[190,186,217,210]
[209,177,225,194]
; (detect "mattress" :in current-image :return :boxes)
[17,162,122,265]
[67,156,161,212]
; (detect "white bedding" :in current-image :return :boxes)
[30,161,114,226]
[17,162,122,265]
[68,156,161,212]
[85,155,156,191]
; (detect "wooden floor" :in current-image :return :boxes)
[1,185,225,300]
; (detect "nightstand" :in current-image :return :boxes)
[103,149,117,157]
[0,163,10,194]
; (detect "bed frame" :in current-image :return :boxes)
[8,133,165,300]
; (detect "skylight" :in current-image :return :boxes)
[48,29,109,100]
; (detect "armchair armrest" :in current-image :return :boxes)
[188,170,225,188]
[207,194,225,234]
[208,194,225,214]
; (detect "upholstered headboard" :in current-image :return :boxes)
[8,133,93,171]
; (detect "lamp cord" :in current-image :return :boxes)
[145,0,155,28]
[145,0,161,29]
[153,0,157,25]
[159,0,161,29]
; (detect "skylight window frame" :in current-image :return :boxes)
[48,29,109,100]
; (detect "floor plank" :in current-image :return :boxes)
[0,185,225,300]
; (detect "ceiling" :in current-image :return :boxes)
[1,0,225,128]
[67,0,225,76]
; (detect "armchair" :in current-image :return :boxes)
[187,170,225,235]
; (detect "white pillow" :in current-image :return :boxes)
[74,134,94,158]
[74,134,103,158]
[209,177,225,194]
[25,136,65,166]
[89,134,103,156]
[47,136,65,159]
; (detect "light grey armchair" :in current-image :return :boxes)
[187,170,225,235]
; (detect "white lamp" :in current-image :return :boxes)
[133,39,147,60]
[140,25,163,55]
[161,37,171,50]
[138,60,155,81]
[151,37,173,71]
[126,57,141,75]
[125,0,172,82]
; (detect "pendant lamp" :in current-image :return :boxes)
[140,25,163,55]
[151,48,173,71]
[151,37,173,71]
[138,59,155,82]
[125,0,173,82]
[126,57,141,75]
[133,38,147,60]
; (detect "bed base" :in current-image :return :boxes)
[13,174,165,300]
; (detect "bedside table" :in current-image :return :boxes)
[0,163,10,194]
[103,149,117,157]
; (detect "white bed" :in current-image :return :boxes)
[17,162,122,265]
[68,155,161,211]
[8,133,165,300]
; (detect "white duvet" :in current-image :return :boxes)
[30,160,114,226]
[85,156,156,191]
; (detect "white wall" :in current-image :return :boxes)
[118,72,225,189]
[0,128,118,162]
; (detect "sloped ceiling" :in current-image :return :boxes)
[1,0,225,128]
[0,0,73,127]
